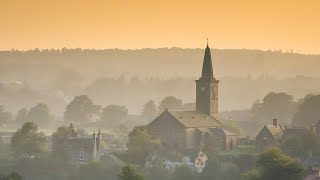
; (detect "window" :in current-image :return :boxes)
[79,151,85,161]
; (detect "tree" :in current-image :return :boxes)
[11,122,47,158]
[141,100,158,121]
[281,131,320,159]
[52,123,77,139]
[118,165,144,180]
[0,106,13,126]
[251,92,297,125]
[292,95,320,126]
[0,172,22,180]
[14,108,28,123]
[27,103,52,127]
[241,169,260,180]
[158,96,183,113]
[64,95,101,123]
[126,128,161,164]
[253,148,303,180]
[101,105,128,127]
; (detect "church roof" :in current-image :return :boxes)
[168,110,222,128]
[201,45,213,78]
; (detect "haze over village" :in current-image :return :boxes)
[1,0,320,180]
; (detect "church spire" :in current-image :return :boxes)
[201,41,213,78]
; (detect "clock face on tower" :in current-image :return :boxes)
[201,87,205,92]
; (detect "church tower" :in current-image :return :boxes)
[196,42,219,119]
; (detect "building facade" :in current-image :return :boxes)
[144,43,238,151]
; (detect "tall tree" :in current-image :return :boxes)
[64,95,101,123]
[158,96,183,113]
[251,92,297,125]
[141,100,158,121]
[292,95,320,126]
[14,108,28,123]
[11,122,47,158]
[0,106,13,126]
[52,123,77,139]
[101,105,128,127]
[27,103,52,127]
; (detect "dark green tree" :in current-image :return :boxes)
[64,95,101,123]
[126,128,161,164]
[52,123,77,139]
[11,122,47,158]
[118,165,144,180]
[256,148,302,180]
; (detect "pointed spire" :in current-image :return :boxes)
[201,40,213,78]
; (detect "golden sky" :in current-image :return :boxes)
[1,0,320,54]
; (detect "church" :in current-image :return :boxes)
[144,43,238,151]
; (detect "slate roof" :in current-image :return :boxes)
[265,124,284,139]
[168,110,222,128]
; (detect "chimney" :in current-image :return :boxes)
[273,118,277,127]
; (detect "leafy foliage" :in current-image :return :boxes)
[11,122,47,158]
[243,148,303,180]
[281,131,320,159]
[292,94,320,126]
[101,105,128,127]
[118,165,144,180]
[64,95,101,122]
[0,106,13,126]
[126,128,161,164]
[251,92,296,125]
[52,123,77,139]
[27,103,53,127]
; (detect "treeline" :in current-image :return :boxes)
[1,48,320,115]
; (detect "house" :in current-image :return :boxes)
[256,119,284,151]
[210,128,238,151]
[282,126,309,141]
[142,43,238,151]
[52,130,102,165]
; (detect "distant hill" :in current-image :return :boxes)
[0,48,320,115]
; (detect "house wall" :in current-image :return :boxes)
[256,126,277,152]
[146,112,187,150]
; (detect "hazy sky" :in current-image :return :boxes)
[1,0,320,54]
